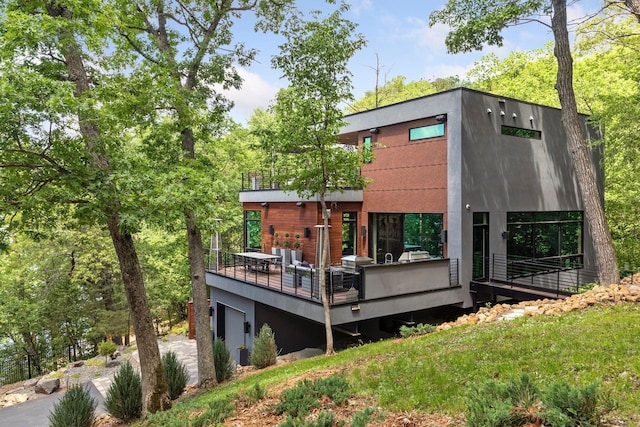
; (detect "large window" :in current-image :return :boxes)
[244,210,261,251]
[409,123,445,141]
[370,213,443,263]
[507,211,583,267]
[342,212,357,256]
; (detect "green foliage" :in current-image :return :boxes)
[279,411,337,427]
[162,351,190,400]
[98,341,117,365]
[399,323,436,338]
[237,382,266,407]
[350,407,376,427]
[105,361,142,422]
[250,324,278,369]
[348,75,463,112]
[213,338,235,382]
[429,0,550,54]
[190,397,235,427]
[465,374,607,427]
[48,385,97,427]
[274,376,350,418]
[541,381,605,427]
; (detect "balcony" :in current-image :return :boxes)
[206,252,462,319]
[239,170,364,203]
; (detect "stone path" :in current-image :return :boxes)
[91,335,198,398]
[0,335,198,427]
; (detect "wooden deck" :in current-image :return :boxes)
[209,264,360,305]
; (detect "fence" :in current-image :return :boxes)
[0,345,86,385]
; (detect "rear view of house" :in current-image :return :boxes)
[206,88,602,363]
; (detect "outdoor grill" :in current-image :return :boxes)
[341,255,373,271]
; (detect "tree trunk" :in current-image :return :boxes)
[318,197,335,355]
[551,0,619,286]
[181,124,217,387]
[107,217,171,414]
[44,2,170,415]
[186,210,217,387]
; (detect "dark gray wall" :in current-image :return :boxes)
[456,90,603,305]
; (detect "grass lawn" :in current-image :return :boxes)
[138,302,640,426]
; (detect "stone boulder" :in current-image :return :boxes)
[35,377,60,395]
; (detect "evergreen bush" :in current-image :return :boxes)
[190,397,235,427]
[465,374,608,427]
[250,324,278,369]
[162,350,189,400]
[399,323,436,338]
[105,361,142,422]
[48,385,97,427]
[213,338,235,382]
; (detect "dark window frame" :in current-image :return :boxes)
[244,210,262,251]
[362,136,372,164]
[506,211,584,274]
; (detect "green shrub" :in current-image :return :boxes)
[162,351,189,400]
[48,385,97,427]
[465,374,608,427]
[237,382,266,407]
[541,381,604,427]
[213,338,235,382]
[97,340,117,366]
[275,379,320,418]
[191,397,235,427]
[279,411,337,427]
[274,376,350,419]
[350,407,376,427]
[105,361,142,422]
[250,324,278,369]
[399,323,436,338]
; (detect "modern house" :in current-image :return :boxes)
[206,88,602,363]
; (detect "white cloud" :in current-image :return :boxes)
[224,68,281,123]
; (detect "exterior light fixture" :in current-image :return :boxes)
[296,201,305,207]
[436,114,447,122]
[502,231,510,240]
[261,202,269,208]
[500,111,505,117]
[487,108,492,114]
[369,128,380,134]
[268,224,274,235]
[512,112,518,119]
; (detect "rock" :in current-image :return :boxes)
[3,393,29,406]
[24,378,39,388]
[72,360,85,368]
[35,377,60,395]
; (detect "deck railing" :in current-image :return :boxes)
[208,251,363,305]
[489,253,599,294]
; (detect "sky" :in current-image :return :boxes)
[223,0,603,123]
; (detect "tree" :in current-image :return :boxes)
[0,1,170,414]
[430,0,620,286]
[348,75,464,113]
[271,2,368,355]
[114,0,293,388]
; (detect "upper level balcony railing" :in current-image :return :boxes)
[241,171,282,191]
